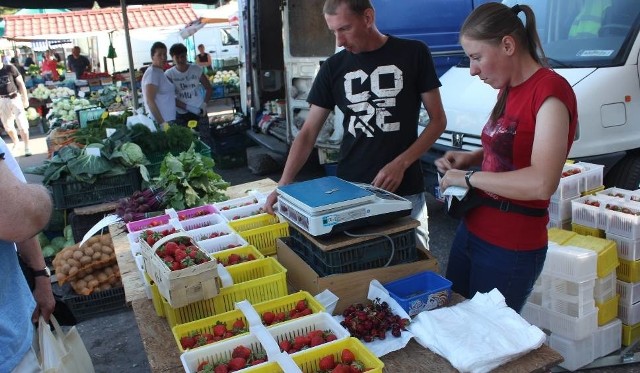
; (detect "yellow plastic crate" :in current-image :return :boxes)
[571,223,605,238]
[581,185,605,196]
[172,308,247,353]
[622,321,640,346]
[252,291,325,324]
[617,258,640,283]
[548,227,577,245]
[564,235,619,278]
[214,257,288,311]
[229,214,289,256]
[145,272,164,317]
[291,337,384,373]
[210,245,264,266]
[162,295,217,328]
[596,294,619,326]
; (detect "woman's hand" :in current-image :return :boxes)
[435,151,469,174]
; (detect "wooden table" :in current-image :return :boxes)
[112,180,564,373]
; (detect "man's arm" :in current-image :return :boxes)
[15,74,29,108]
[17,238,55,322]
[264,104,331,213]
[200,72,213,103]
[0,160,52,242]
[371,88,447,192]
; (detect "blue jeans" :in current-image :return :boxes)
[445,222,547,313]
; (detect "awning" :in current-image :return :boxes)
[30,40,74,51]
[4,3,199,40]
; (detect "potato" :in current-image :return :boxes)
[92,242,102,252]
[75,279,87,289]
[84,246,94,256]
[100,254,110,262]
[100,235,111,246]
[88,279,100,289]
[101,246,114,255]
[97,272,108,283]
[104,267,114,276]
[88,236,100,245]
[61,263,71,275]
[79,256,92,265]
[84,274,95,282]
[92,252,102,260]
[69,267,78,277]
[72,250,83,260]
[67,258,79,268]
[62,250,74,260]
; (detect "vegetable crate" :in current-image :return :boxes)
[69,211,112,243]
[51,168,142,210]
[160,257,288,327]
[63,286,126,322]
[288,226,418,276]
[291,337,384,373]
[140,234,219,308]
[209,133,251,155]
[229,214,290,256]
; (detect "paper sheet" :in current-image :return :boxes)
[438,173,470,210]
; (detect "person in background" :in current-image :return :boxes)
[0,138,56,373]
[264,0,446,250]
[435,3,578,312]
[67,46,91,79]
[141,42,176,127]
[9,57,25,78]
[196,44,213,75]
[41,50,59,82]
[24,53,35,68]
[165,43,213,127]
[0,59,33,156]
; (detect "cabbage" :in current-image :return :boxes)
[37,232,50,247]
[115,142,148,167]
[41,245,57,258]
[50,236,67,250]
[63,225,73,240]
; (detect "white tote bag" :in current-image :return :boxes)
[38,315,95,373]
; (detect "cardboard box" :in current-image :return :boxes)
[276,238,439,315]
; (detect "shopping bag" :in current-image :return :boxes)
[126,108,157,132]
[38,315,95,373]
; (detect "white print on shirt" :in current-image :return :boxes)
[344,65,402,137]
[171,72,201,101]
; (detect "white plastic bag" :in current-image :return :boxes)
[126,108,157,132]
[38,315,95,373]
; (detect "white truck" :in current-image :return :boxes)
[421,0,640,193]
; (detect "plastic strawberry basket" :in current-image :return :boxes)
[221,205,268,222]
[251,291,325,327]
[211,245,265,266]
[180,213,228,231]
[266,312,350,354]
[51,167,141,209]
[290,337,384,373]
[196,232,250,254]
[172,308,248,353]
[180,330,275,373]
[289,227,418,276]
[214,195,263,212]
[383,271,452,317]
[229,215,289,256]
[126,214,171,233]
[175,204,220,221]
[186,222,235,242]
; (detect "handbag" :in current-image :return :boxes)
[445,188,485,219]
[38,315,95,373]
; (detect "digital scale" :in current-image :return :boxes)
[277,176,412,236]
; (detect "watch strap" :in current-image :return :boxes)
[32,267,50,277]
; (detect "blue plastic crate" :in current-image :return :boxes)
[383,271,452,317]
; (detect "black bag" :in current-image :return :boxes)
[446,189,548,219]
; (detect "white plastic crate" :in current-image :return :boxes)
[180,213,228,231]
[575,162,604,193]
[594,271,617,304]
[214,195,265,212]
[547,218,572,231]
[528,289,543,306]
[617,280,640,305]
[543,297,596,318]
[607,232,640,261]
[265,312,350,355]
[618,300,640,325]
[542,243,598,283]
[521,302,549,330]
[594,318,622,359]
[186,222,234,242]
[571,195,613,230]
[552,164,585,200]
[549,197,575,221]
[197,233,249,254]
[596,187,636,200]
[127,223,177,256]
[549,332,595,372]
[606,200,640,240]
[180,327,278,373]
[220,203,266,221]
[542,275,595,300]
[547,307,598,340]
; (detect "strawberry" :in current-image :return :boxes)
[341,349,356,364]
[232,318,245,331]
[278,339,291,353]
[319,355,336,371]
[310,334,325,347]
[293,335,310,350]
[180,335,196,349]
[325,333,338,342]
[223,331,234,339]
[227,357,246,371]
[213,364,229,373]
[227,253,242,264]
[197,361,211,371]
[213,323,226,337]
[170,261,182,271]
[295,300,307,312]
[164,242,178,256]
[232,345,252,360]
[146,236,156,246]
[349,361,366,373]
[275,312,286,322]
[262,311,275,325]
[251,358,267,365]
[247,253,256,260]
[332,364,351,373]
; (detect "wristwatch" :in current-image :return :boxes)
[32,266,51,278]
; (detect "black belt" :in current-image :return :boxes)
[480,197,548,217]
[0,92,18,99]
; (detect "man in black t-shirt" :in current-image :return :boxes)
[264,0,447,249]
[0,62,32,156]
[66,46,91,79]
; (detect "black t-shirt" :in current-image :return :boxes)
[67,55,91,78]
[0,64,20,96]
[307,36,441,196]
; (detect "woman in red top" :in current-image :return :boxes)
[40,50,59,81]
[435,3,578,312]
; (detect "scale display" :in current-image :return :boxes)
[277,176,412,236]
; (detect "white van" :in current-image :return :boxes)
[421,0,640,192]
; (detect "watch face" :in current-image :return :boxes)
[44,266,51,277]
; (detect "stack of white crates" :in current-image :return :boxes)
[549,162,604,230]
[522,242,622,371]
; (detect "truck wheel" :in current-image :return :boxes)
[604,153,640,190]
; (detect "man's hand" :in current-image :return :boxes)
[32,277,55,323]
[200,102,208,116]
[264,190,279,215]
[372,160,406,193]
